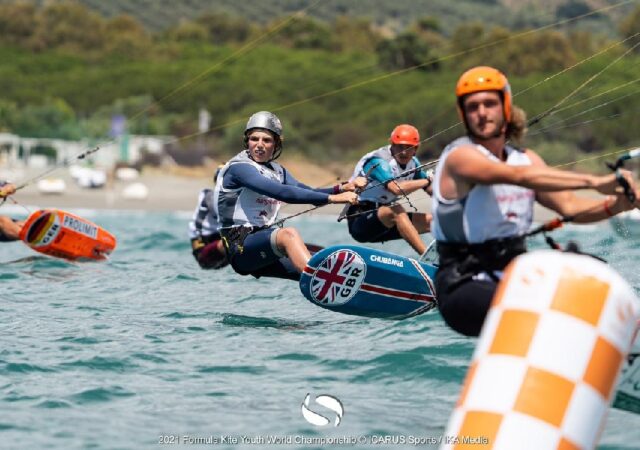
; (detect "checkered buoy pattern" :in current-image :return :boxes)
[441,250,640,450]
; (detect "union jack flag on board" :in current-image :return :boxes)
[311,249,366,305]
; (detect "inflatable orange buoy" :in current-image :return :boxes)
[442,250,639,450]
[19,209,116,261]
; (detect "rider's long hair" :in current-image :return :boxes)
[506,105,528,147]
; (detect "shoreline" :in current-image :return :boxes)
[8,185,560,223]
[2,157,352,214]
[3,161,575,222]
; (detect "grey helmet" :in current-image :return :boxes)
[243,111,284,160]
[244,111,282,137]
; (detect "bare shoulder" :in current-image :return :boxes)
[447,144,508,182]
[447,143,484,164]
[523,148,547,167]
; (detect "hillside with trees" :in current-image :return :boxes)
[1,0,632,36]
[0,0,638,170]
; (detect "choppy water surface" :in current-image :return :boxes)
[1,210,639,449]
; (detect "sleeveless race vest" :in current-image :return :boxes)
[214,150,285,228]
[432,137,535,244]
[188,189,220,239]
[350,145,422,204]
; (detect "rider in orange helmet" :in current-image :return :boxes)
[431,66,640,337]
[345,124,432,256]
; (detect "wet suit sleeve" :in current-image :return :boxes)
[363,157,394,187]
[282,168,335,194]
[224,163,330,205]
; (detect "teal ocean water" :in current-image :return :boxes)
[1,210,639,449]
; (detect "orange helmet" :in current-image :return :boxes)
[456,66,512,122]
[389,124,420,146]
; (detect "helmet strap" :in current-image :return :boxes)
[270,144,283,161]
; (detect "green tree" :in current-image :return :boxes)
[165,20,208,43]
[104,14,152,58]
[0,99,19,132]
[12,98,79,139]
[567,30,597,56]
[376,31,437,72]
[273,16,334,50]
[450,22,486,56]
[31,1,106,52]
[0,2,37,46]
[414,16,441,34]
[195,12,253,44]
[410,16,446,62]
[450,26,574,76]
[332,16,381,52]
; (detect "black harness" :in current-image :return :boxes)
[345,201,379,221]
[219,225,269,260]
[436,236,527,291]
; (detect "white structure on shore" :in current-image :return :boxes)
[0,132,173,169]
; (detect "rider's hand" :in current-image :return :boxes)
[329,191,359,205]
[351,176,367,190]
[424,168,435,181]
[0,183,16,198]
[340,177,368,192]
[595,170,636,197]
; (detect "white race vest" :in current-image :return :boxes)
[351,145,421,204]
[432,137,535,243]
[187,188,220,239]
[214,150,285,228]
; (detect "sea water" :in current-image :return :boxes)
[0,210,639,450]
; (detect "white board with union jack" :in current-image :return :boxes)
[300,245,438,319]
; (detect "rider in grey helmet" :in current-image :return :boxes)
[243,111,284,160]
[213,111,364,280]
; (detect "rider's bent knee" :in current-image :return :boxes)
[278,227,301,242]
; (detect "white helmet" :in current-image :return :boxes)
[244,111,282,137]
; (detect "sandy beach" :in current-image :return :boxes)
[3,157,349,213]
[11,167,214,212]
[5,158,562,222]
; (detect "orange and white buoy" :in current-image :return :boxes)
[442,250,639,450]
[19,209,116,261]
